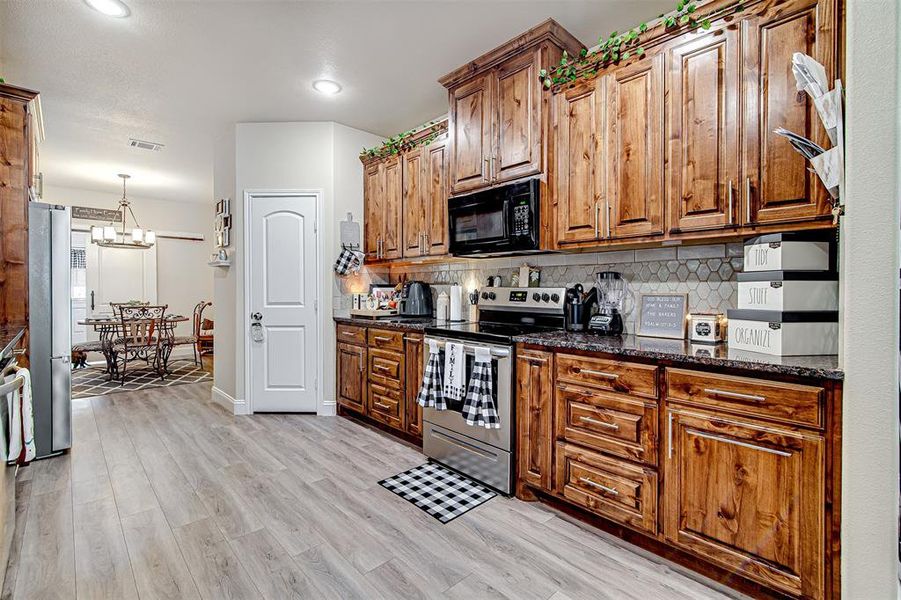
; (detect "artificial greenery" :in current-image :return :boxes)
[360,119,445,160]
[539,1,743,89]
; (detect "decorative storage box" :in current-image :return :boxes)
[726,309,838,356]
[737,271,839,311]
[743,232,835,273]
[688,313,726,344]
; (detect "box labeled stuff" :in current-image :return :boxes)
[727,309,838,356]
[743,232,835,273]
[737,271,839,311]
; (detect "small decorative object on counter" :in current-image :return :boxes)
[637,293,687,339]
[436,291,449,323]
[727,309,838,355]
[510,272,520,287]
[688,312,726,344]
[486,275,502,287]
[449,283,463,322]
[743,231,835,273]
[528,266,541,287]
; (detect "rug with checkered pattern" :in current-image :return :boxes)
[72,361,212,399]
[378,462,496,523]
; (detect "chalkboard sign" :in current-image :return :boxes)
[637,293,688,339]
[72,206,121,222]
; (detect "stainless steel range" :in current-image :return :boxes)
[423,287,566,494]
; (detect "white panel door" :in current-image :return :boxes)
[249,194,318,412]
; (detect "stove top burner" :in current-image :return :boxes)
[425,320,562,345]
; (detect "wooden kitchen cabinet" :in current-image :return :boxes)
[664,408,825,599]
[363,161,383,259]
[404,333,424,437]
[362,156,402,261]
[336,342,366,414]
[741,0,837,226]
[605,52,665,239]
[494,48,543,184]
[666,25,741,233]
[449,72,494,195]
[402,137,449,258]
[515,349,554,493]
[401,147,426,258]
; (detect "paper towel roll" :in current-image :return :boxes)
[450,283,463,321]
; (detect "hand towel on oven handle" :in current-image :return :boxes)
[442,341,466,402]
[462,346,500,429]
[416,339,447,410]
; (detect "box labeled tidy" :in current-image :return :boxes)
[743,232,835,273]
[727,309,838,356]
[737,271,839,311]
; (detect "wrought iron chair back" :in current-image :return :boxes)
[111,301,150,317]
[113,305,169,385]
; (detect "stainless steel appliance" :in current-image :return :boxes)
[423,286,566,494]
[28,203,72,459]
[588,271,627,336]
[447,178,541,257]
[398,281,433,317]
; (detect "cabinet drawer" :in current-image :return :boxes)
[336,324,366,346]
[368,348,404,388]
[368,328,405,351]
[369,383,403,429]
[666,368,824,428]
[555,442,657,534]
[555,384,658,465]
[556,354,658,399]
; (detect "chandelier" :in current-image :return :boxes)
[90,174,156,249]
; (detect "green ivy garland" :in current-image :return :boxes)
[539,1,744,89]
[360,119,446,161]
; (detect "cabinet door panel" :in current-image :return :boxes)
[337,342,366,413]
[554,78,605,245]
[667,27,740,232]
[425,138,449,255]
[363,162,382,258]
[402,148,425,258]
[664,410,824,599]
[516,350,553,491]
[607,53,665,238]
[742,0,835,225]
[450,73,493,194]
[495,49,542,183]
[381,156,403,260]
[404,334,424,437]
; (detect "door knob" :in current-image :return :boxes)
[251,312,263,322]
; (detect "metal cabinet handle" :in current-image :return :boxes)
[605,201,611,238]
[374,336,392,342]
[703,388,766,403]
[373,401,393,411]
[358,351,364,372]
[687,429,792,457]
[578,477,619,495]
[727,180,734,224]
[484,158,490,179]
[594,202,600,239]
[579,415,619,430]
[373,364,392,372]
[490,156,496,180]
[667,412,673,459]
[745,177,752,224]
[578,368,619,380]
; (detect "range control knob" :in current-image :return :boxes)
[481,291,489,300]
[532,292,541,302]
[488,291,497,300]
[541,293,551,302]
[550,293,560,303]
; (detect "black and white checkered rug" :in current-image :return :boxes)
[378,462,496,523]
[72,361,212,399]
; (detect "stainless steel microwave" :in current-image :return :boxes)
[447,179,540,257]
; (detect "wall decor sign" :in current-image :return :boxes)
[72,206,122,222]
[637,293,688,339]
[215,198,232,248]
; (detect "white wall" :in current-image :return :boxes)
[212,128,237,398]
[841,0,901,597]
[212,122,382,414]
[43,185,215,337]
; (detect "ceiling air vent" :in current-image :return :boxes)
[128,138,165,152]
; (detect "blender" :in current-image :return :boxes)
[588,271,627,335]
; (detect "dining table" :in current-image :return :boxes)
[78,314,189,380]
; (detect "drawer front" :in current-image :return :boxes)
[555,384,658,465]
[336,324,367,346]
[555,442,657,534]
[368,348,404,388]
[369,383,403,429]
[368,328,405,352]
[556,354,658,399]
[666,368,823,428]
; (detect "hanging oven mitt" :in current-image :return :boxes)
[417,339,446,410]
[462,347,499,429]
[333,248,361,276]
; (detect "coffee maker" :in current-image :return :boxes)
[587,271,627,336]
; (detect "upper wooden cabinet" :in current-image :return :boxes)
[441,20,583,197]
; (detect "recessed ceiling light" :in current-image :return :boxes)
[312,80,342,96]
[84,0,130,18]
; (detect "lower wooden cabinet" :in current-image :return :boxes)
[664,408,825,599]
[516,350,554,492]
[336,342,366,413]
[368,383,404,430]
[404,334,424,437]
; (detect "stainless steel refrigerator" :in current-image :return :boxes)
[28,202,72,459]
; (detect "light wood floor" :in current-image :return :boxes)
[2,382,743,600]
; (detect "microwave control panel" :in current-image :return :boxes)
[512,203,531,236]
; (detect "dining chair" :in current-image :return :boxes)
[172,300,212,367]
[113,304,168,385]
[110,301,149,317]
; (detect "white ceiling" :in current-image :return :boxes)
[0,0,671,203]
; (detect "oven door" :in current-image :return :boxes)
[421,336,513,452]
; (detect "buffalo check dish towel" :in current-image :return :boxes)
[443,341,466,402]
[417,339,446,410]
[461,346,500,429]
[333,248,364,276]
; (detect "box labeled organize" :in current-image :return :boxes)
[743,232,835,273]
[737,271,838,311]
[727,309,838,356]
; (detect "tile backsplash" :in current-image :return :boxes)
[334,242,744,333]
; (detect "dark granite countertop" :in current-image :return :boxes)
[513,331,843,381]
[0,325,25,361]
[333,314,436,332]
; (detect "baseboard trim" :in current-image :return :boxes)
[211,386,248,415]
[318,400,336,417]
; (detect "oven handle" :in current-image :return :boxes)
[424,338,511,358]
